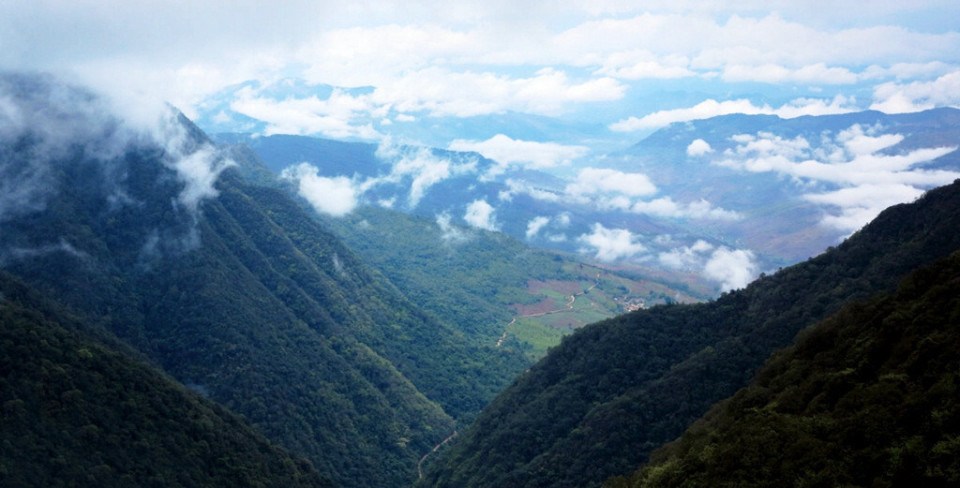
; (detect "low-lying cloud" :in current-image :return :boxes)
[464,199,499,231]
[611,95,857,131]
[0,73,234,256]
[448,134,588,174]
[716,123,959,232]
[577,223,646,262]
[281,162,359,217]
[658,239,759,292]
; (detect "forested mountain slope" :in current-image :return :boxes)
[0,272,333,488]
[0,72,518,488]
[420,178,960,488]
[609,250,960,487]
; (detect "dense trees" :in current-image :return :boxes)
[610,251,960,487]
[0,272,333,488]
[421,179,960,488]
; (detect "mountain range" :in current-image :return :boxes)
[216,107,960,295]
[418,178,960,487]
[3,72,960,488]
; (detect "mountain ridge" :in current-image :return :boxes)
[420,177,960,488]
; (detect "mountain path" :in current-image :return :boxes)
[417,430,458,479]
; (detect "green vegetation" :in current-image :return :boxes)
[420,179,960,488]
[609,250,960,487]
[0,100,522,487]
[0,272,332,488]
[326,207,704,361]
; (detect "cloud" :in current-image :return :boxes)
[703,247,758,292]
[448,134,589,171]
[631,197,742,220]
[436,212,471,245]
[281,162,359,217]
[686,138,712,156]
[717,124,959,231]
[373,140,478,207]
[593,50,696,80]
[504,168,738,221]
[870,70,960,113]
[369,67,626,118]
[464,199,499,231]
[230,86,382,139]
[720,63,858,84]
[577,223,646,262]
[658,239,714,269]
[566,167,658,198]
[525,216,551,239]
[611,95,858,131]
[4,3,960,144]
[803,183,925,231]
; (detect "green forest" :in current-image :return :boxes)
[419,179,960,488]
[609,250,960,487]
[0,272,332,488]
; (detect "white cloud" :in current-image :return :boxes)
[687,138,712,156]
[525,216,551,239]
[577,223,646,262]
[566,167,658,198]
[230,86,382,139]
[631,197,742,220]
[368,67,626,118]
[3,2,960,141]
[721,63,858,84]
[611,95,857,131]
[703,247,758,292]
[870,70,960,113]
[718,124,960,231]
[448,134,589,171]
[371,140,478,208]
[594,50,696,80]
[658,239,714,269]
[464,199,499,231]
[803,183,925,231]
[436,212,471,244]
[281,162,359,217]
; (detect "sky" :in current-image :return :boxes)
[3,0,960,159]
[3,1,960,291]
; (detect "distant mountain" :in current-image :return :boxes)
[214,134,712,359]
[0,72,521,488]
[418,178,960,488]
[217,108,960,295]
[609,250,960,487]
[0,271,333,488]
[614,108,960,262]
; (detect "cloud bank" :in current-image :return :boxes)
[717,123,959,231]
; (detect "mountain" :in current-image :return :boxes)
[418,178,960,488]
[615,108,960,263]
[214,134,711,358]
[0,271,332,488]
[216,108,960,296]
[608,250,960,487]
[0,72,521,487]
[322,205,707,361]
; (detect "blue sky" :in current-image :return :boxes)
[3,1,960,163]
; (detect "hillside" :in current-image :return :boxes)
[0,272,332,488]
[323,206,707,360]
[419,178,960,488]
[219,109,960,294]
[609,250,960,487]
[0,73,519,488]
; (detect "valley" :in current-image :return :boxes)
[3,46,960,487]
